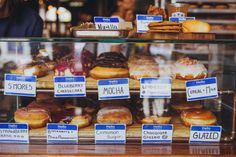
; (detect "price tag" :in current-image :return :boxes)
[169,17,195,22]
[98,78,130,100]
[4,74,36,97]
[136,14,163,33]
[189,126,222,143]
[95,124,126,144]
[186,77,218,101]
[94,16,120,30]
[142,124,173,144]
[47,124,78,144]
[0,123,29,143]
[140,77,172,98]
[54,76,86,97]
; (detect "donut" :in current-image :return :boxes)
[70,114,92,128]
[171,102,203,113]
[172,57,207,80]
[180,109,216,126]
[141,116,171,124]
[14,107,51,129]
[90,66,129,79]
[90,52,129,79]
[97,106,133,125]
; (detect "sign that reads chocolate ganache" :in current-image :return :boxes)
[4,74,36,97]
[98,78,130,100]
[95,124,126,144]
[54,76,86,97]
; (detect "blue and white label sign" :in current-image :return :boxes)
[189,126,222,143]
[169,17,195,22]
[140,77,172,98]
[4,74,36,97]
[0,123,29,143]
[98,78,130,100]
[95,124,126,144]
[54,76,86,97]
[47,124,78,144]
[186,77,218,101]
[136,14,163,33]
[94,16,120,30]
[142,124,173,144]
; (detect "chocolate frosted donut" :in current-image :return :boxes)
[90,52,129,79]
[92,52,128,68]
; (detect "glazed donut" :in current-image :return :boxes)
[171,102,203,113]
[90,66,129,79]
[141,116,172,124]
[70,114,92,128]
[180,109,216,127]
[14,107,51,129]
[172,57,207,80]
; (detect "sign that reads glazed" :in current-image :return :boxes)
[54,76,86,97]
[189,126,222,143]
[98,78,130,100]
[4,74,36,97]
[136,14,163,33]
[94,17,120,30]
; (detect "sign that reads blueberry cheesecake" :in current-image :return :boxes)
[54,76,86,97]
[98,78,130,100]
[4,74,36,97]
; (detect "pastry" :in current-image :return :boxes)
[171,101,203,113]
[182,20,211,33]
[181,109,217,126]
[97,106,133,125]
[55,49,93,77]
[189,4,198,9]
[215,4,228,9]
[70,114,92,128]
[11,49,55,77]
[27,100,62,115]
[128,54,159,80]
[136,99,172,124]
[90,52,129,79]
[147,5,167,19]
[172,57,207,80]
[202,4,212,9]
[14,107,51,129]
[148,21,182,33]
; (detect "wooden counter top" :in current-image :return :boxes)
[0,143,236,157]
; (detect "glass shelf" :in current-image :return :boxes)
[0,38,236,44]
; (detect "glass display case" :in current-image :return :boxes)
[0,38,235,155]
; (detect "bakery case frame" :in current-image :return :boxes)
[0,38,236,156]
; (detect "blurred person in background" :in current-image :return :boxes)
[0,0,43,37]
